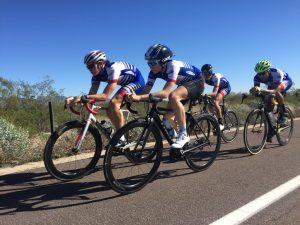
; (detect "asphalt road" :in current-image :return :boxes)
[0,120,299,225]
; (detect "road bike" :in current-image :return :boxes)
[43,98,136,181]
[197,95,239,143]
[103,94,221,194]
[242,93,294,155]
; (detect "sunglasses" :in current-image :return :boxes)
[87,64,95,70]
[147,60,160,67]
[258,71,267,76]
[202,71,211,76]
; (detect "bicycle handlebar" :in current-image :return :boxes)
[121,101,138,114]
[85,99,98,115]
[67,97,138,116]
[69,104,80,115]
[241,93,248,104]
[191,94,213,106]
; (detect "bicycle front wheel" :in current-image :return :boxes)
[222,110,239,143]
[104,119,163,194]
[243,109,267,155]
[44,120,102,181]
[276,107,294,146]
[185,114,221,172]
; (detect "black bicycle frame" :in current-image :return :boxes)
[142,98,199,147]
[144,103,174,145]
[253,97,279,135]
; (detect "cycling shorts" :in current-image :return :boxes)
[276,80,293,94]
[117,75,145,96]
[180,77,205,99]
[218,85,231,97]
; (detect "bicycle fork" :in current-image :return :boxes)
[72,113,95,153]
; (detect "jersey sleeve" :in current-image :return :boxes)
[91,75,100,85]
[166,61,178,83]
[272,69,284,84]
[253,75,261,87]
[146,72,156,86]
[213,73,221,89]
[106,65,120,83]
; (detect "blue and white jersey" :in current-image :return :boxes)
[92,61,143,86]
[254,68,292,89]
[204,73,230,90]
[146,60,201,86]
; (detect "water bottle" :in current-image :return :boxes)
[163,119,177,139]
[100,120,112,136]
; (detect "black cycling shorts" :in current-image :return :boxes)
[180,77,205,99]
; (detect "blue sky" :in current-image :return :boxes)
[1,0,300,97]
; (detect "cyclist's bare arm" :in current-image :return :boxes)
[207,86,219,97]
[87,82,117,101]
[130,82,175,101]
[65,83,100,105]
[128,85,152,101]
[155,81,176,98]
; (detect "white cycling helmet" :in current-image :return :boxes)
[84,50,107,65]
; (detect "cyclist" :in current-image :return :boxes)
[65,50,145,132]
[250,59,293,142]
[128,44,204,149]
[201,64,231,130]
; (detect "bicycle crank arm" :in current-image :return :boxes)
[180,141,210,155]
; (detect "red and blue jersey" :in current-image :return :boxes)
[91,61,145,95]
[146,60,201,86]
[92,61,144,86]
[254,68,292,92]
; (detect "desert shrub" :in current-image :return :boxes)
[0,118,31,166]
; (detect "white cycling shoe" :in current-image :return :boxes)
[219,123,224,131]
[171,133,190,149]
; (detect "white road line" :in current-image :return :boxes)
[209,175,300,225]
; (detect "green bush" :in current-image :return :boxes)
[0,118,31,166]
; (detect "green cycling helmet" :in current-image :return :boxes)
[254,60,271,73]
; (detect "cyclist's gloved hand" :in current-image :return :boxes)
[80,95,89,104]
[255,86,261,95]
[250,86,261,96]
[125,93,133,103]
[65,96,75,105]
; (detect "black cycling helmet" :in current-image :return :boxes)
[201,64,213,74]
[145,44,173,63]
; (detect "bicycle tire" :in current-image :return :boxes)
[44,120,102,181]
[185,114,221,172]
[104,119,163,194]
[221,110,239,143]
[243,109,267,155]
[276,107,294,146]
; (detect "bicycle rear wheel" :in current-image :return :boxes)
[44,120,102,181]
[243,109,267,154]
[276,107,294,146]
[104,119,163,194]
[221,110,239,143]
[185,114,221,172]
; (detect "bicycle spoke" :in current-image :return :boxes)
[104,120,162,194]
[44,121,101,180]
[185,114,221,172]
[243,109,267,154]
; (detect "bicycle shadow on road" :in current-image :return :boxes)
[0,171,52,189]
[0,170,122,216]
[217,141,286,161]
[151,154,201,182]
[216,147,251,161]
